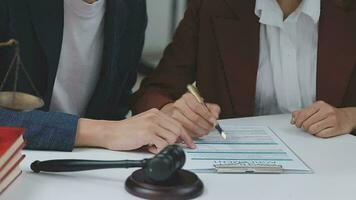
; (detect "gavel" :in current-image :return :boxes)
[30,145,204,199]
[31,145,185,182]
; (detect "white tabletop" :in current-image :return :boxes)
[1,114,356,200]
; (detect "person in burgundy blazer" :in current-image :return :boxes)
[133,0,356,138]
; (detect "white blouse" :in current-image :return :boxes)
[254,0,320,115]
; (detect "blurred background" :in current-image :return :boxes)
[134,0,187,90]
[142,0,187,68]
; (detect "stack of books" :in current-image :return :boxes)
[0,127,25,194]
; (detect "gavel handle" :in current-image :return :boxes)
[31,159,147,173]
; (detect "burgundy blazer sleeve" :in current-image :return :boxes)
[343,64,356,136]
[132,0,202,114]
[343,64,356,107]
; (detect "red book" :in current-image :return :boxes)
[0,127,25,170]
[0,127,25,194]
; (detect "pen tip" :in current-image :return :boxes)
[221,132,227,140]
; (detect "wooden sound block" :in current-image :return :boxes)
[125,169,204,200]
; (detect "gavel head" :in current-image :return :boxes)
[144,145,186,182]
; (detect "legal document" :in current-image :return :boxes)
[184,125,311,173]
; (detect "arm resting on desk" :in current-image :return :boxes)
[0,108,78,151]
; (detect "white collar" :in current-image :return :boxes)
[255,0,320,27]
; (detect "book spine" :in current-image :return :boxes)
[0,155,25,183]
[0,170,22,194]
[0,142,25,172]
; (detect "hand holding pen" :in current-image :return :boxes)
[160,84,224,139]
[187,84,227,139]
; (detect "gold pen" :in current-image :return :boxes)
[187,84,227,140]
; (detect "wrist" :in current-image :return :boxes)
[75,118,110,148]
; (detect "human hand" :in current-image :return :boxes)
[76,108,195,154]
[161,93,221,137]
[291,101,356,138]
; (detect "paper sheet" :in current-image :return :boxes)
[184,125,311,173]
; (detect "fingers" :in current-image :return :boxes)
[148,146,159,154]
[147,136,169,154]
[315,128,335,138]
[291,101,352,138]
[141,108,196,150]
[301,110,329,132]
[172,109,208,137]
[178,129,196,148]
[170,93,221,138]
[155,111,196,148]
[305,117,333,135]
[155,125,180,145]
[294,106,320,128]
[182,93,217,124]
[175,98,213,131]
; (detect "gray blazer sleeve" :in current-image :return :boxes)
[0,108,78,151]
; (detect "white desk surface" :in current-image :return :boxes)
[1,114,356,200]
